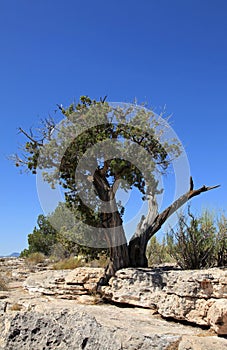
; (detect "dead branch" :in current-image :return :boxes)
[147,178,220,240]
[130,177,220,244]
[18,127,43,146]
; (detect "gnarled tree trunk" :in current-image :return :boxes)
[96,174,219,285]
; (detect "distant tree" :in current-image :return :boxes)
[15,96,219,282]
[21,203,108,260]
[21,214,57,257]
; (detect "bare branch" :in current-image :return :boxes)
[130,178,220,244]
[18,127,43,146]
[148,179,220,240]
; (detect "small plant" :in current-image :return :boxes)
[216,215,227,267]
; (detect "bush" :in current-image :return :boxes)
[216,215,227,266]
[166,206,226,269]
[22,203,109,263]
[20,215,57,257]
[146,236,175,266]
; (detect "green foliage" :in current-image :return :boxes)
[21,202,109,261]
[20,214,57,257]
[146,236,175,266]
[216,215,227,266]
[16,96,181,240]
[166,207,227,269]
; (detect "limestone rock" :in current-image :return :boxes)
[101,267,227,334]
[0,309,122,350]
[178,335,227,350]
[0,309,183,350]
[101,268,165,308]
[0,257,49,284]
[207,299,227,335]
[24,268,104,299]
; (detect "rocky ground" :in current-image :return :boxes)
[0,258,227,349]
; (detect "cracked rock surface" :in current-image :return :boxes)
[0,258,227,349]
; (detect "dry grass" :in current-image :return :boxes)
[85,255,109,268]
[10,303,23,311]
[52,254,109,270]
[52,257,83,270]
[25,252,46,265]
[0,276,8,291]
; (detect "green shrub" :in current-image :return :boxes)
[21,203,109,263]
[216,215,227,266]
[146,236,175,266]
[166,207,217,269]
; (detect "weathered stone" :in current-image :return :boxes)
[178,335,227,350]
[65,267,104,285]
[101,267,227,334]
[0,307,185,350]
[24,268,105,299]
[0,309,122,350]
[24,266,227,334]
[207,299,227,335]
[162,269,227,299]
[2,258,227,341]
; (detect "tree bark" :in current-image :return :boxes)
[96,174,220,285]
[128,194,158,267]
[128,179,220,268]
[93,170,129,284]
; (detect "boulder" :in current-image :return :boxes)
[23,266,227,334]
[0,309,182,350]
[101,267,227,335]
[0,309,122,350]
[24,268,104,299]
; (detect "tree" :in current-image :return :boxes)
[14,96,219,282]
[21,214,57,256]
[21,202,108,260]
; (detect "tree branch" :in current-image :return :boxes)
[130,178,220,243]
[148,180,220,240]
[18,127,43,146]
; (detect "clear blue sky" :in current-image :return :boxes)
[1,0,227,255]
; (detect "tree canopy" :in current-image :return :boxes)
[15,96,219,281]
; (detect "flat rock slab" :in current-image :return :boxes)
[24,267,104,298]
[101,267,227,334]
[1,282,227,349]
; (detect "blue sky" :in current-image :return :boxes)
[1,0,227,255]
